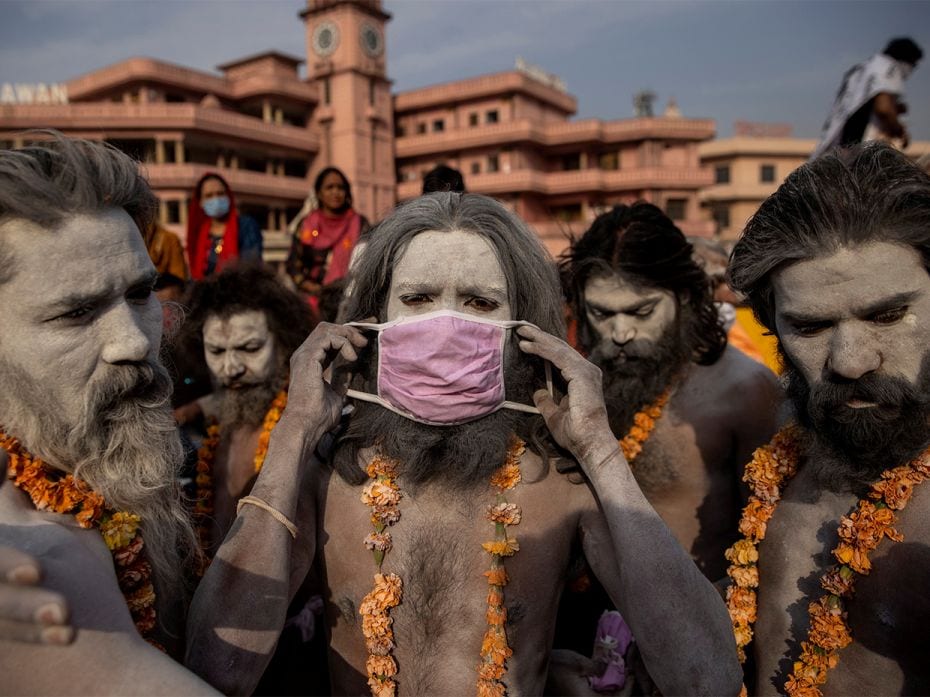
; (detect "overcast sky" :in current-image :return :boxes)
[1,0,927,139]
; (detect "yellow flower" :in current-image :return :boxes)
[367,676,397,697]
[807,597,852,651]
[477,678,506,697]
[482,538,520,557]
[725,539,759,566]
[361,481,401,508]
[100,512,141,551]
[737,500,775,541]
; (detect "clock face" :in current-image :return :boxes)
[312,21,339,57]
[360,22,383,58]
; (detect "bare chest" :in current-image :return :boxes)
[317,470,582,695]
[753,474,930,695]
[211,425,260,543]
[631,395,742,578]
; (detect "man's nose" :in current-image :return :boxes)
[826,324,881,380]
[100,303,154,364]
[609,316,636,346]
[221,353,246,380]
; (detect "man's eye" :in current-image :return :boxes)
[400,294,431,306]
[634,306,655,318]
[870,307,907,325]
[793,322,829,337]
[208,348,225,356]
[588,307,608,321]
[56,306,94,322]
[466,296,499,312]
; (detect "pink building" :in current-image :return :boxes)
[0,0,714,259]
[395,72,715,255]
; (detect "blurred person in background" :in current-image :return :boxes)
[286,167,369,319]
[422,163,466,194]
[186,172,262,280]
[812,37,923,159]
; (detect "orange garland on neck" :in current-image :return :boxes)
[618,388,671,463]
[194,389,287,561]
[1,433,160,644]
[358,437,526,697]
[725,425,930,696]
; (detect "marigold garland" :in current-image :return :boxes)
[618,388,671,463]
[478,436,525,697]
[193,389,287,563]
[360,452,404,697]
[724,425,930,697]
[358,438,526,697]
[1,433,159,644]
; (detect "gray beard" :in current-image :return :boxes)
[217,379,284,429]
[0,356,198,612]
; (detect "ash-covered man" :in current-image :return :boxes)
[187,193,741,696]
[175,265,313,557]
[724,144,930,695]
[0,137,215,691]
[561,203,781,580]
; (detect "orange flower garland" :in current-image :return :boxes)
[358,438,527,697]
[619,388,671,463]
[725,425,930,696]
[193,389,287,562]
[478,436,525,697]
[360,453,404,697]
[1,433,159,643]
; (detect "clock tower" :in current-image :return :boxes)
[301,0,395,221]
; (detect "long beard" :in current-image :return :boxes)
[217,371,287,429]
[587,317,691,436]
[0,356,198,612]
[783,352,930,491]
[335,341,541,491]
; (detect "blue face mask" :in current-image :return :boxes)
[202,195,230,219]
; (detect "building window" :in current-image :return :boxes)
[712,203,731,231]
[469,112,479,127]
[760,164,776,183]
[166,200,182,225]
[562,153,581,171]
[553,203,583,222]
[599,152,618,170]
[395,124,406,138]
[666,198,687,221]
[714,165,730,184]
[488,155,499,173]
[323,78,331,105]
[471,162,481,175]
[433,119,445,133]
[486,110,499,124]
[416,123,427,135]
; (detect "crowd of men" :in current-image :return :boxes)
[0,131,928,697]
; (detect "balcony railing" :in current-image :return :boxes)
[0,103,318,153]
[145,164,311,201]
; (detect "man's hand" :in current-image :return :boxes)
[0,452,73,645]
[284,321,368,432]
[516,325,616,464]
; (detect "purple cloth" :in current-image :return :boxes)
[588,610,634,692]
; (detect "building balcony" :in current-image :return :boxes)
[699,182,783,203]
[395,117,715,158]
[66,57,318,105]
[397,166,713,200]
[144,164,311,201]
[0,103,319,153]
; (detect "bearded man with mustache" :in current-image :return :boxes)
[561,203,782,579]
[726,143,930,695]
[0,135,217,691]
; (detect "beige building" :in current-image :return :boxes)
[700,124,930,241]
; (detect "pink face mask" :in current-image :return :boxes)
[345,310,547,426]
